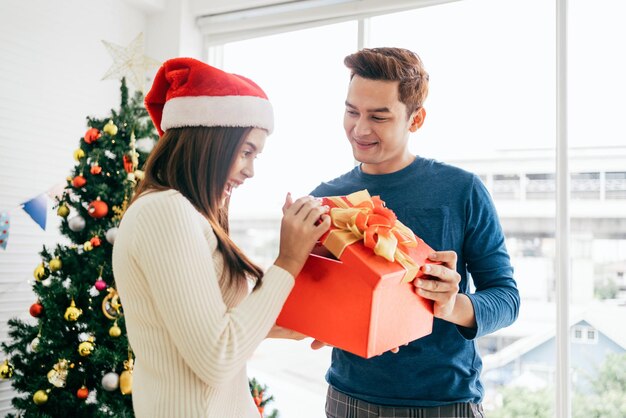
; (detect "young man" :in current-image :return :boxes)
[310,47,520,418]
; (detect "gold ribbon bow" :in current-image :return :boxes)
[322,190,420,283]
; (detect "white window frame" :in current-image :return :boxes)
[204,1,573,417]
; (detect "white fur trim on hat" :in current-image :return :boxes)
[161,95,274,134]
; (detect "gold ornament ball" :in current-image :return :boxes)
[78,340,95,357]
[33,264,47,281]
[73,149,85,161]
[33,390,48,405]
[49,258,62,272]
[1,360,14,379]
[120,369,133,395]
[64,299,83,322]
[109,324,122,338]
[83,241,93,252]
[57,204,70,218]
[103,120,118,136]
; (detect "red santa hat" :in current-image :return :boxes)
[145,57,273,136]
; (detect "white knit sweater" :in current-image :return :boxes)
[112,189,294,418]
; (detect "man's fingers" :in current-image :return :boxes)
[428,251,457,269]
[310,339,328,350]
[414,277,458,293]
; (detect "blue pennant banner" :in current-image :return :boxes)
[0,212,9,250]
[21,193,48,231]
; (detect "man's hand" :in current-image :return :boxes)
[310,340,407,355]
[412,251,461,320]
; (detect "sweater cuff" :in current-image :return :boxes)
[456,293,480,340]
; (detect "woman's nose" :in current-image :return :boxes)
[242,163,254,179]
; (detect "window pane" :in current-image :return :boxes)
[369,0,557,415]
[220,22,358,418]
[569,1,626,416]
[221,22,357,221]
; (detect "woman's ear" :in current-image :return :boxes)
[409,107,426,132]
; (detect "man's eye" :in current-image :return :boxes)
[372,116,387,122]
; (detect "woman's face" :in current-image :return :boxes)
[221,128,267,207]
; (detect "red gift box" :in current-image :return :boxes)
[276,190,436,358]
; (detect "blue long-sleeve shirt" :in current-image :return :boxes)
[310,156,520,407]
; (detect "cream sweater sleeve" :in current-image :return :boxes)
[130,193,294,386]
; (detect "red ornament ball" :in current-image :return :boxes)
[95,279,107,291]
[90,164,102,175]
[72,175,87,188]
[84,128,101,144]
[88,200,108,218]
[77,386,89,399]
[90,236,102,247]
[29,302,43,317]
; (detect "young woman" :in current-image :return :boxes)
[112,57,330,418]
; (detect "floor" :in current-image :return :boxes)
[248,338,332,418]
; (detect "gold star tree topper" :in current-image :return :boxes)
[101,33,160,93]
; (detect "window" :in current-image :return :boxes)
[209,0,626,416]
[572,326,598,344]
[571,172,600,200]
[493,174,521,200]
[526,173,556,200]
[606,171,626,199]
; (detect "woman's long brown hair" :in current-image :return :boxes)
[132,126,265,289]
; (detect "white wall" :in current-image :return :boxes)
[0,1,149,414]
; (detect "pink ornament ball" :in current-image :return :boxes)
[95,279,107,291]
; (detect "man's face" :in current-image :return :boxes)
[343,75,424,175]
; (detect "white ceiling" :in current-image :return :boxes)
[190,0,297,16]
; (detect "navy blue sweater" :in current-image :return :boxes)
[310,156,520,407]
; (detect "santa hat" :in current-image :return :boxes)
[145,57,273,136]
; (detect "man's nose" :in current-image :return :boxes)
[354,117,372,137]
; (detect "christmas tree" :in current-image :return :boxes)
[249,378,280,418]
[0,78,157,417]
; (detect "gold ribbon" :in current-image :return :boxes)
[322,190,420,283]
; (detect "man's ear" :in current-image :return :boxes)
[409,107,426,132]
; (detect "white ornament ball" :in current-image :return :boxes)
[68,216,86,232]
[105,227,118,244]
[31,337,40,352]
[101,372,119,391]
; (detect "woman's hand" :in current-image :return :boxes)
[274,193,331,277]
[266,325,308,340]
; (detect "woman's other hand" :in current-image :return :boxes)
[274,193,331,277]
[266,324,308,340]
